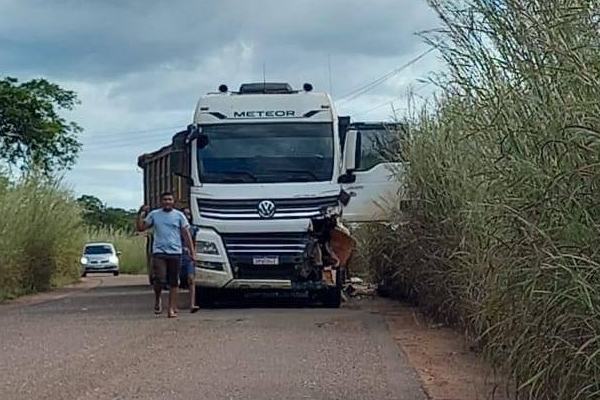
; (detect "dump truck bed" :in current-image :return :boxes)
[137,143,189,210]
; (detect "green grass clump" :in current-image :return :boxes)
[0,176,148,302]
[358,1,600,398]
[0,177,85,301]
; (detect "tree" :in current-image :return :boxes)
[0,76,82,174]
[77,195,137,232]
[77,194,104,215]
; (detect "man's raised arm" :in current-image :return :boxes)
[136,205,151,232]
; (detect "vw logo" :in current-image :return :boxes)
[257,200,276,218]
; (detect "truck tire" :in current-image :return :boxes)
[113,271,119,276]
[321,267,342,308]
[322,287,342,308]
[196,287,216,308]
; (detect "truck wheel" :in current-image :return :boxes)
[113,271,119,276]
[196,287,216,308]
[321,267,342,308]
[322,287,341,308]
[82,271,87,277]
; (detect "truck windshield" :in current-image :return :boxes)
[197,123,334,183]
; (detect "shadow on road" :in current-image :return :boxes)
[81,276,338,312]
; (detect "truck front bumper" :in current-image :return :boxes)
[193,227,326,290]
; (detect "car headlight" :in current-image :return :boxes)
[108,255,119,264]
[196,240,219,255]
[80,257,88,265]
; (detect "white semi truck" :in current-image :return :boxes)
[138,82,403,307]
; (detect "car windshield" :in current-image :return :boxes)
[197,123,334,183]
[84,245,113,255]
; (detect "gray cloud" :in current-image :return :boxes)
[0,0,442,208]
[0,0,437,79]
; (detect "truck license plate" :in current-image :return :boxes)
[253,256,279,266]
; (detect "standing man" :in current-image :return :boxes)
[136,192,195,318]
[180,207,200,313]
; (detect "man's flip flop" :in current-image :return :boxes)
[154,304,162,315]
[168,311,178,318]
[190,306,200,314]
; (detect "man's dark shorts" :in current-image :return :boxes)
[152,253,181,288]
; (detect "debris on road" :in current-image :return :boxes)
[344,280,378,299]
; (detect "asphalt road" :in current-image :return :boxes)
[0,275,426,400]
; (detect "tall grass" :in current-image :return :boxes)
[360,1,600,399]
[0,177,85,301]
[86,228,147,275]
[0,176,148,302]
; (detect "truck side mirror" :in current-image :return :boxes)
[197,134,209,149]
[170,130,189,179]
[338,173,356,184]
[187,124,210,149]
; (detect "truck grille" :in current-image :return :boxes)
[222,233,309,280]
[197,196,339,220]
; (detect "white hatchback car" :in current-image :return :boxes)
[80,242,120,276]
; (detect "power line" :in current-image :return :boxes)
[334,47,435,106]
[352,97,405,118]
[78,124,187,140]
[81,129,181,146]
[78,52,435,150]
[351,81,431,117]
[82,137,172,151]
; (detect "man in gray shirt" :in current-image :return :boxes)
[137,192,195,318]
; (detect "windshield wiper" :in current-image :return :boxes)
[202,170,258,182]
[270,169,319,180]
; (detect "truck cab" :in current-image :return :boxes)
[149,82,403,307]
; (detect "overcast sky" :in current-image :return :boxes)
[0,0,443,209]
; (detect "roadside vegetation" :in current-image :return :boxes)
[358,1,600,399]
[0,176,147,302]
[0,75,147,302]
[0,177,83,301]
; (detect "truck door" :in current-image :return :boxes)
[339,123,405,222]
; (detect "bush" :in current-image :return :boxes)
[359,1,600,399]
[0,177,85,301]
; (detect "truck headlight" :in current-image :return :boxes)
[108,255,119,264]
[197,240,219,255]
[80,257,88,265]
[198,261,224,271]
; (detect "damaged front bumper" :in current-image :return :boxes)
[193,217,356,291]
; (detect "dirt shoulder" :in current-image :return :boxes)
[368,298,513,400]
[0,274,152,309]
[0,276,103,309]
